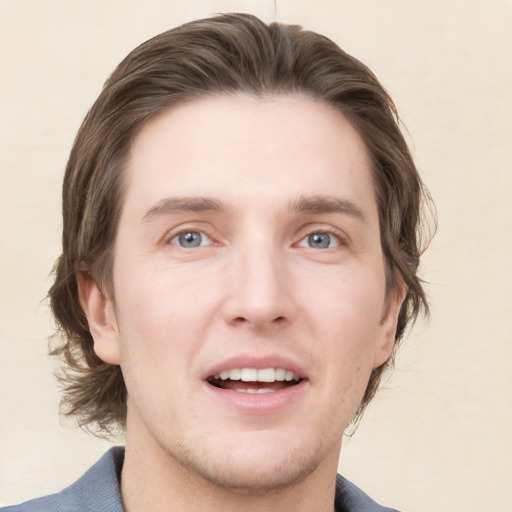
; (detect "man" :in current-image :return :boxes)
[3,13,431,512]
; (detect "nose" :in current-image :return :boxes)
[222,245,296,331]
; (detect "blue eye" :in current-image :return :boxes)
[299,232,340,249]
[170,231,211,248]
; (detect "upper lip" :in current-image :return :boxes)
[202,354,308,381]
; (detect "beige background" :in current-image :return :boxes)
[1,0,511,510]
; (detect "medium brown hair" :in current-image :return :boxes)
[50,12,433,434]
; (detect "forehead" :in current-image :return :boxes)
[124,93,376,221]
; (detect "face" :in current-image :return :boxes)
[84,94,402,492]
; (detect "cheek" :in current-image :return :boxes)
[302,265,385,378]
[307,262,385,329]
[113,283,199,421]
[112,261,222,367]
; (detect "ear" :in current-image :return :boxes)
[78,274,121,365]
[373,281,406,368]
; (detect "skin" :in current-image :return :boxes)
[80,94,404,512]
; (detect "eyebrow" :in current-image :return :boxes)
[289,195,368,224]
[143,194,368,224]
[143,197,225,221]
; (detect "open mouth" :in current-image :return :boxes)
[206,368,303,394]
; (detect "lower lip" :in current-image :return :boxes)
[202,380,308,415]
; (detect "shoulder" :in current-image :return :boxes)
[1,447,125,512]
[335,474,402,512]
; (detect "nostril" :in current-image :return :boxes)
[227,309,290,327]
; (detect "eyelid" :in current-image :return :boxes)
[169,230,213,248]
[296,231,341,249]
[294,225,349,248]
[164,223,219,248]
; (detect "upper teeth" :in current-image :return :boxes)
[214,368,299,383]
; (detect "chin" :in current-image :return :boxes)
[167,431,335,493]
[181,452,316,493]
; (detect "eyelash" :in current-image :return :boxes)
[167,227,345,250]
[296,229,344,249]
[169,230,214,248]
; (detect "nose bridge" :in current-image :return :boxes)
[225,235,294,328]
